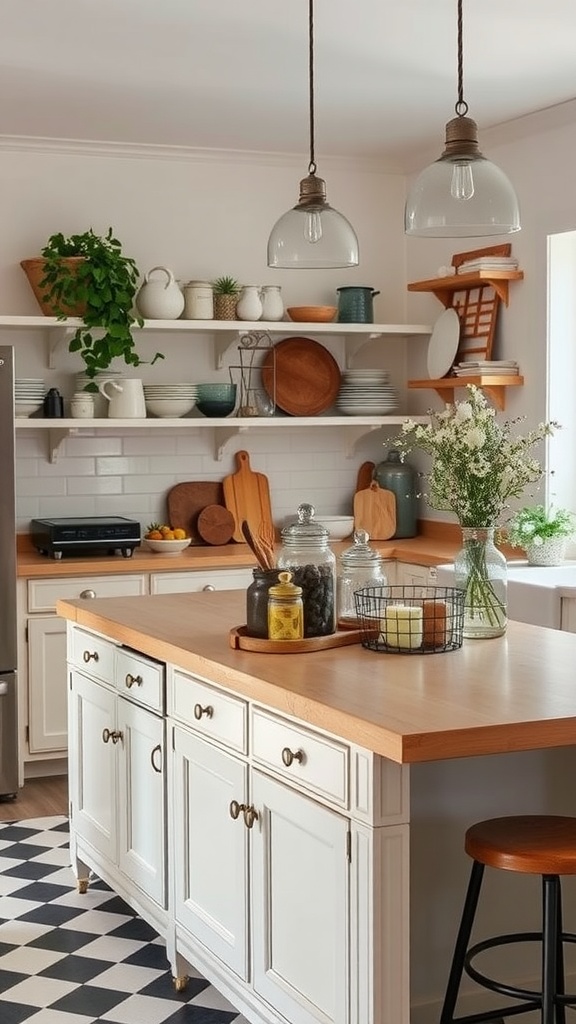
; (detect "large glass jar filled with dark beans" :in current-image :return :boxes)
[278,503,336,637]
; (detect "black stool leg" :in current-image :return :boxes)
[440,860,485,1024]
[542,875,560,1024]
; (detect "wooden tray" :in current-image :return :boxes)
[261,336,341,416]
[229,625,364,653]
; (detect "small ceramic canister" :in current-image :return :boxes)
[183,280,214,320]
[70,392,95,418]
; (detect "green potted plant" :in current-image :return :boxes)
[506,504,575,566]
[21,228,163,385]
[212,275,240,321]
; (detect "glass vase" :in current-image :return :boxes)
[454,527,507,639]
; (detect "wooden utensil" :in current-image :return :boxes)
[241,520,274,571]
[223,450,274,544]
[353,482,396,541]
[197,505,235,546]
[356,461,375,493]
[167,481,224,541]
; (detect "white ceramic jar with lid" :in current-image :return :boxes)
[278,503,336,637]
[337,529,388,626]
[183,280,214,320]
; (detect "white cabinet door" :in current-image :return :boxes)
[172,726,249,980]
[70,669,117,863]
[251,770,349,1024]
[151,568,253,594]
[117,698,166,908]
[27,616,67,753]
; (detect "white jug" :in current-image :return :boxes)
[99,378,146,418]
[260,285,284,321]
[236,285,263,322]
[136,266,185,320]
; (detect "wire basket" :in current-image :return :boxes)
[354,585,464,654]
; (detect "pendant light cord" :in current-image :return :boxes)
[455,0,468,117]
[308,0,317,174]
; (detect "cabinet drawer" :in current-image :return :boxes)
[116,648,165,713]
[251,708,349,808]
[70,627,117,685]
[169,669,248,754]
[151,568,252,595]
[28,573,147,613]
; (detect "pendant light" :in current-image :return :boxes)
[405,0,520,237]
[267,0,359,268]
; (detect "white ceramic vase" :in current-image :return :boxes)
[260,285,284,321]
[525,537,566,566]
[236,285,263,321]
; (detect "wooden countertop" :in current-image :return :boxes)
[57,589,576,766]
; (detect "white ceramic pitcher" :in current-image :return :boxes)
[99,378,146,418]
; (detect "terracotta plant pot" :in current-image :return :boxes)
[213,293,238,321]
[20,257,87,316]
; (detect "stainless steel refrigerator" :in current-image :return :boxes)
[0,346,18,797]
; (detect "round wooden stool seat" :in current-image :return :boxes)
[465,815,576,875]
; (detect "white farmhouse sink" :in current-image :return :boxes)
[437,560,576,628]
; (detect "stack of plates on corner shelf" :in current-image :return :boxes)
[452,360,520,377]
[456,256,519,273]
[336,369,399,416]
[15,378,46,417]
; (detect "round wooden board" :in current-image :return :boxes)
[261,336,341,416]
[197,504,235,545]
[229,625,364,653]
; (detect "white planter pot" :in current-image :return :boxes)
[525,538,566,566]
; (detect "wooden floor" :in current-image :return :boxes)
[0,775,68,821]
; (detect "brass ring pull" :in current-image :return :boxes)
[83,650,99,663]
[281,746,304,767]
[229,800,247,820]
[194,703,214,720]
[150,744,162,773]
[243,805,259,829]
[102,728,112,743]
[125,673,143,689]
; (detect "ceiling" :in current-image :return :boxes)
[2,0,576,170]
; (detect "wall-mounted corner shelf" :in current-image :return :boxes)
[407,270,524,308]
[407,375,524,411]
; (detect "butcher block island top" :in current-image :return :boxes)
[57,589,576,765]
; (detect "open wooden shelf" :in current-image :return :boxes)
[407,270,524,307]
[407,375,524,411]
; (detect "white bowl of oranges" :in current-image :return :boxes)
[144,523,191,556]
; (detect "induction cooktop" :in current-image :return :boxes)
[30,516,141,559]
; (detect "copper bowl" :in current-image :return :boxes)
[286,305,337,323]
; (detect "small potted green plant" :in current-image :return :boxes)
[21,227,163,385]
[212,275,240,320]
[506,504,575,566]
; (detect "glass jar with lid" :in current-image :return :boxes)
[337,529,389,626]
[278,503,336,637]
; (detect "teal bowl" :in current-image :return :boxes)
[197,383,236,402]
[196,398,236,417]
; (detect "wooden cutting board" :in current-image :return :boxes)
[353,482,396,541]
[356,460,375,493]
[197,505,235,546]
[166,481,224,542]
[223,450,274,543]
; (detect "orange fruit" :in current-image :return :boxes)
[147,530,163,540]
[173,528,187,540]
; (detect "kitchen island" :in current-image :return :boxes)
[57,590,576,1024]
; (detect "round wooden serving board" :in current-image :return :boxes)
[261,336,341,416]
[229,625,364,653]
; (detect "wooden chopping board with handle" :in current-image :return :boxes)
[167,481,224,542]
[353,482,396,541]
[223,450,274,543]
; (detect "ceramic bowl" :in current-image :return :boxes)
[314,515,355,540]
[286,306,337,323]
[196,398,236,417]
[145,398,196,418]
[144,538,191,556]
[197,383,237,402]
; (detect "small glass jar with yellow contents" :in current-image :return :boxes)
[267,571,304,641]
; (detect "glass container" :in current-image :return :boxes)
[278,503,336,637]
[246,567,280,638]
[337,529,389,626]
[454,527,507,638]
[267,571,304,641]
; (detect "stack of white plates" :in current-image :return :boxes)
[15,378,45,417]
[143,383,199,418]
[336,369,398,416]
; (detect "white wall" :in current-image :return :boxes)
[0,142,412,531]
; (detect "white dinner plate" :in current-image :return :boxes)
[427,308,461,379]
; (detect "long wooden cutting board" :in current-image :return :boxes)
[223,450,274,543]
[166,481,224,541]
[353,482,396,541]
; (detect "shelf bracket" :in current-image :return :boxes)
[213,425,244,460]
[47,327,77,369]
[214,330,242,369]
[344,333,384,368]
[343,423,383,457]
[48,428,73,463]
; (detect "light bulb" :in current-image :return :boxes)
[451,160,475,201]
[304,210,323,244]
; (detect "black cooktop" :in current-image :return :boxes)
[30,516,141,559]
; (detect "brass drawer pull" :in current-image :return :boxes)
[281,746,304,767]
[102,728,123,744]
[150,744,162,773]
[194,703,213,720]
[229,800,247,820]
[125,673,143,689]
[243,805,259,829]
[83,650,99,663]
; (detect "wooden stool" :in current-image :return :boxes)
[440,816,576,1024]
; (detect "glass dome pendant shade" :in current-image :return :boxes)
[404,0,520,238]
[267,0,359,269]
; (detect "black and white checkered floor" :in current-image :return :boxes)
[0,815,248,1024]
